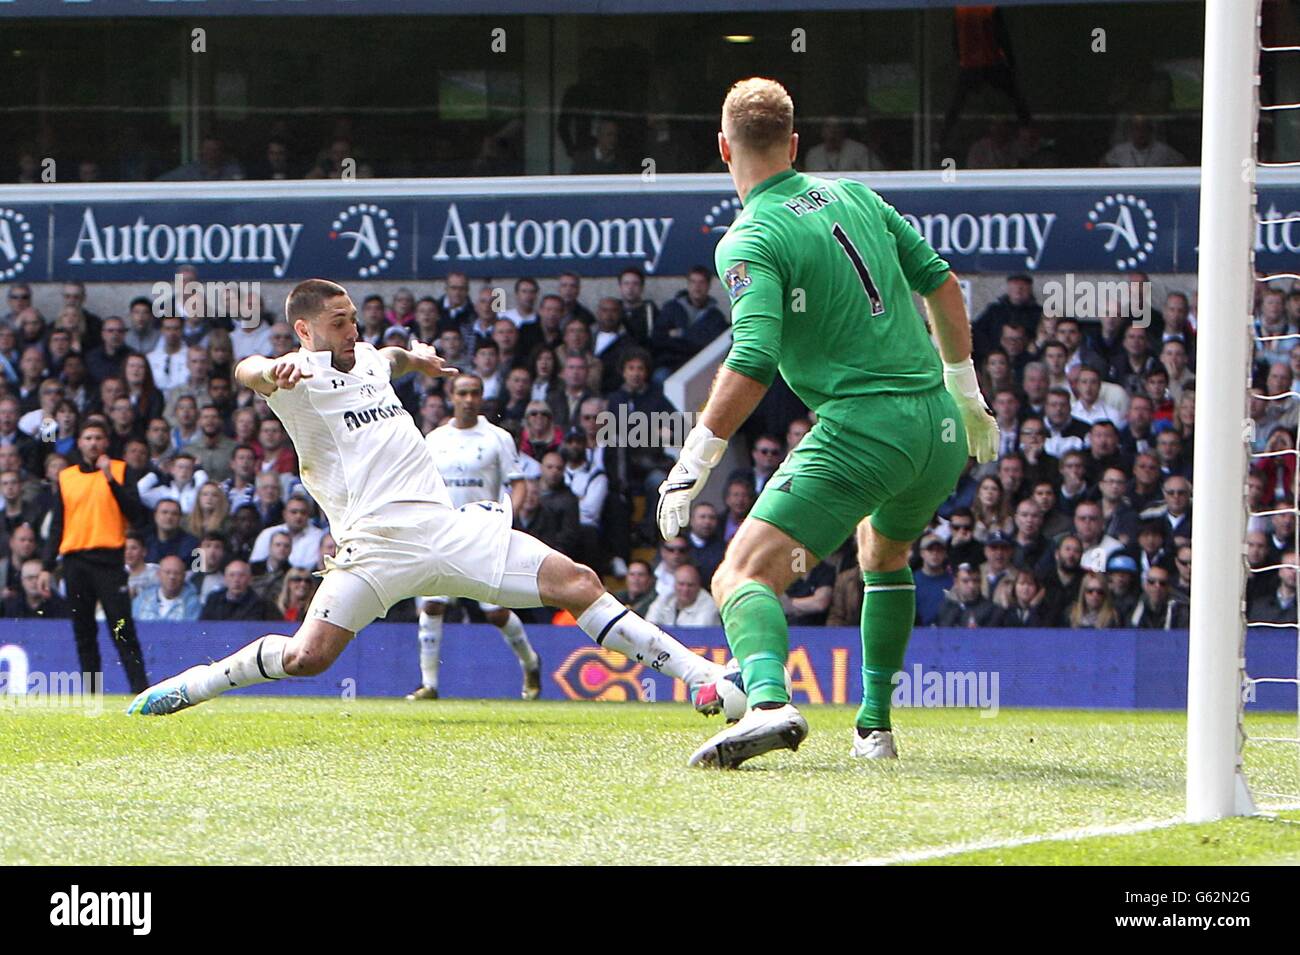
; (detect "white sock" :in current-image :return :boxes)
[418,611,444,690]
[188,634,290,703]
[496,611,538,670]
[576,592,716,690]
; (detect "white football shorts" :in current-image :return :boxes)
[306,499,551,633]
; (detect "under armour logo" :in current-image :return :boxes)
[316,608,330,619]
[331,379,345,389]
[225,667,236,687]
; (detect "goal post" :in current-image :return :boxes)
[1185,0,1261,822]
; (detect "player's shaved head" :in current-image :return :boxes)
[722,77,794,153]
[286,279,348,325]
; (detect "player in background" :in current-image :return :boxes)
[409,373,541,701]
[660,78,999,768]
[128,279,730,719]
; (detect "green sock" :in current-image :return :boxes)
[855,567,916,731]
[720,581,790,707]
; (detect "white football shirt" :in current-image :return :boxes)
[425,415,525,509]
[265,342,452,534]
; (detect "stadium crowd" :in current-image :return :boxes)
[0,267,1294,629]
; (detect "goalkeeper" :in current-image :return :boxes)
[661,77,999,769]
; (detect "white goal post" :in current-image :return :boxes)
[1185,0,1261,821]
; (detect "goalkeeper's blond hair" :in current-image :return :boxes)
[721,78,795,155]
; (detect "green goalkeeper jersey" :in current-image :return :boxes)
[716,168,951,428]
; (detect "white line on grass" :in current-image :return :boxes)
[852,817,1186,866]
[855,803,1300,865]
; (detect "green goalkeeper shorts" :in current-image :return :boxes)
[748,386,968,558]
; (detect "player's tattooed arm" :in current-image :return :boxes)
[235,355,313,397]
[381,341,459,381]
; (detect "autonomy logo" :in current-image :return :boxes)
[0,208,35,280]
[330,203,399,278]
[552,647,649,702]
[1086,193,1157,270]
[699,196,743,235]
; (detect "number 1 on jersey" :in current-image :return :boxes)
[831,222,885,317]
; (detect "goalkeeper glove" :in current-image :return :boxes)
[657,424,728,540]
[943,357,1000,464]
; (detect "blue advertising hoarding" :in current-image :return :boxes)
[1,172,1298,283]
[1,620,1295,712]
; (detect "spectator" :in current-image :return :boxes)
[1172,543,1193,601]
[1141,474,1193,545]
[84,315,135,385]
[937,563,998,627]
[538,451,582,559]
[520,402,563,462]
[1043,388,1088,458]
[1038,533,1084,622]
[1057,450,1091,515]
[188,530,228,600]
[994,569,1047,627]
[617,268,659,346]
[529,346,560,403]
[685,501,724,588]
[221,445,259,511]
[159,134,244,181]
[1119,394,1156,457]
[132,554,202,621]
[647,564,721,627]
[1129,452,1165,510]
[1103,115,1185,167]
[249,496,325,570]
[1073,499,1123,571]
[1097,466,1139,545]
[614,559,657,616]
[255,417,296,475]
[652,266,728,379]
[138,452,208,513]
[805,117,886,172]
[252,471,285,529]
[914,533,954,626]
[556,271,595,326]
[199,560,276,621]
[1068,571,1118,628]
[1105,552,1141,621]
[1130,564,1189,628]
[470,340,507,403]
[782,559,836,626]
[0,522,38,599]
[590,297,634,394]
[561,427,607,565]
[275,568,317,622]
[147,316,189,391]
[498,366,534,424]
[2,557,70,618]
[123,531,159,598]
[1248,549,1297,624]
[786,417,812,451]
[721,477,756,545]
[572,118,629,174]
[124,297,159,355]
[973,274,1041,358]
[546,353,594,430]
[971,475,1012,541]
[1010,497,1049,571]
[145,498,199,564]
[728,434,784,496]
[39,421,149,692]
[1071,367,1123,425]
[501,277,540,332]
[183,405,237,482]
[227,503,262,564]
[944,507,985,568]
[251,530,293,599]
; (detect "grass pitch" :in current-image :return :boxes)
[2,698,1297,865]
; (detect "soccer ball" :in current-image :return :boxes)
[716,658,794,723]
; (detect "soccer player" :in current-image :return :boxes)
[408,373,541,701]
[659,78,998,768]
[128,279,729,718]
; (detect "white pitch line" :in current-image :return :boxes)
[855,805,1300,865]
[852,816,1187,866]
